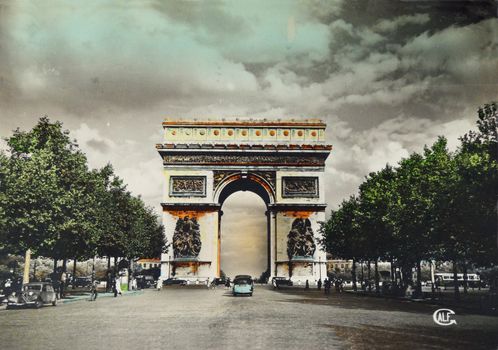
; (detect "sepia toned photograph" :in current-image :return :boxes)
[0,1,497,349]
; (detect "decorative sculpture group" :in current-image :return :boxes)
[287,218,316,259]
[172,216,202,259]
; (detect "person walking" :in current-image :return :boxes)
[225,278,231,290]
[89,280,98,301]
[324,278,331,295]
[317,279,322,290]
[59,270,67,299]
[115,276,122,296]
[305,279,309,289]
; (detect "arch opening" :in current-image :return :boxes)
[220,191,268,278]
[216,174,275,207]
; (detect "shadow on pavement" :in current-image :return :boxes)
[326,323,498,350]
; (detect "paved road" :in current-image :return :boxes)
[1,285,497,350]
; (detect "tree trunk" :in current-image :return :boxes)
[53,258,58,273]
[390,259,395,285]
[114,256,117,273]
[127,258,132,291]
[453,259,460,301]
[360,261,364,290]
[352,258,357,292]
[72,257,77,289]
[107,256,111,271]
[415,260,422,298]
[33,259,37,281]
[367,260,372,292]
[374,260,380,293]
[62,258,67,273]
[463,262,468,295]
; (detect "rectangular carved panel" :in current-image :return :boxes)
[282,177,319,198]
[170,176,206,197]
[163,154,326,166]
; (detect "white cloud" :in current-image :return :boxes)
[374,14,431,33]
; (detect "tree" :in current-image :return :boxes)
[358,166,396,293]
[320,196,363,291]
[2,118,100,271]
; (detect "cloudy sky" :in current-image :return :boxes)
[1,0,497,276]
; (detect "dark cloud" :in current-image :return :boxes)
[86,138,110,153]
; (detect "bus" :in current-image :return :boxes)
[434,273,481,288]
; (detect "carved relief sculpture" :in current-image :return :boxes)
[172,216,202,259]
[282,177,319,198]
[163,154,326,167]
[170,176,206,197]
[287,218,316,259]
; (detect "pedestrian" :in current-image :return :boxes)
[113,276,122,297]
[52,274,60,300]
[225,278,231,290]
[206,277,210,289]
[106,271,113,293]
[317,279,322,290]
[89,280,98,301]
[59,269,67,299]
[305,279,309,289]
[156,277,163,291]
[324,278,329,295]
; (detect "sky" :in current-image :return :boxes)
[1,0,497,276]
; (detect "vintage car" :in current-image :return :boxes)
[162,277,187,286]
[233,276,254,296]
[271,277,293,289]
[7,282,57,309]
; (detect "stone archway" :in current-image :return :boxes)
[156,119,332,284]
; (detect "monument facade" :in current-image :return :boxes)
[156,119,332,283]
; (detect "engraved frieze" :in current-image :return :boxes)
[282,176,319,198]
[163,154,326,166]
[170,176,206,197]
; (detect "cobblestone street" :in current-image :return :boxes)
[1,286,498,350]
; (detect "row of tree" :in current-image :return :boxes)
[0,117,166,275]
[320,103,498,299]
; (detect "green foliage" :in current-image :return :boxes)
[0,117,166,262]
[321,102,498,287]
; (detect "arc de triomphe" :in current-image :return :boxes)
[156,119,332,283]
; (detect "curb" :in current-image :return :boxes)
[61,290,143,304]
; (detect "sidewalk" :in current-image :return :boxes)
[61,289,143,304]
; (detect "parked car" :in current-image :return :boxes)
[213,277,226,286]
[136,275,156,289]
[73,277,92,288]
[271,277,293,288]
[7,282,57,309]
[162,278,187,286]
[343,280,353,289]
[233,276,254,296]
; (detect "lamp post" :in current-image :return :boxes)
[168,255,171,279]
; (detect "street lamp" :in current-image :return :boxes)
[168,255,171,279]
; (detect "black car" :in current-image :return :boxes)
[136,275,156,289]
[213,277,226,286]
[73,277,92,288]
[162,278,187,286]
[271,277,293,288]
[7,282,57,308]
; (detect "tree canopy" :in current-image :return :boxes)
[0,117,166,264]
[320,103,498,296]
